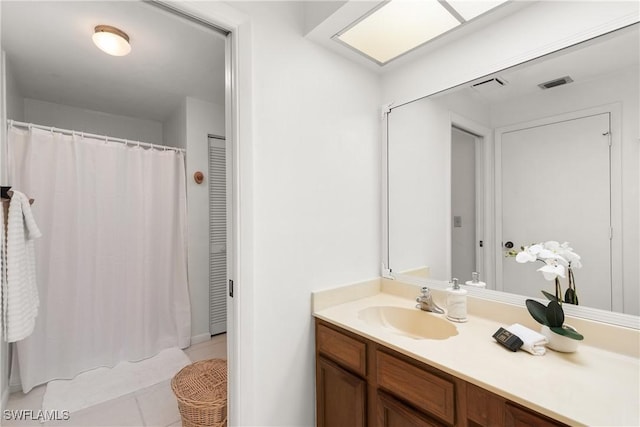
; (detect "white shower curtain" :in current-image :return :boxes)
[8,126,191,392]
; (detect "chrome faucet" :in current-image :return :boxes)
[415,287,444,314]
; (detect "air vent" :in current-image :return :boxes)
[472,77,506,89]
[538,76,574,90]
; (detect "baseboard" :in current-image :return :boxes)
[190,333,211,345]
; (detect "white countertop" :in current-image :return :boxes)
[313,290,640,426]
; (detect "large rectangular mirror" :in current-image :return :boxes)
[386,23,639,318]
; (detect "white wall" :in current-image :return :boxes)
[1,50,26,409]
[163,101,187,150]
[4,58,23,123]
[23,99,163,145]
[216,3,381,425]
[0,44,11,409]
[184,97,225,342]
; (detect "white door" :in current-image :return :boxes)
[209,136,227,335]
[499,113,611,310]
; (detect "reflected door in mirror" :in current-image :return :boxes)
[499,112,611,310]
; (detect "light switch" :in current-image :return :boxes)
[454,216,462,227]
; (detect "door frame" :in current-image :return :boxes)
[150,2,253,425]
[494,104,622,311]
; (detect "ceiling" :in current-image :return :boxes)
[1,1,226,123]
[434,24,639,106]
[3,1,636,123]
[304,0,533,72]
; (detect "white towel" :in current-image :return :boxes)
[506,323,548,356]
[3,190,42,342]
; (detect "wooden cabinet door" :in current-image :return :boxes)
[317,356,367,427]
[505,403,566,427]
[466,382,504,426]
[377,391,446,427]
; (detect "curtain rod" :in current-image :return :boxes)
[8,120,186,153]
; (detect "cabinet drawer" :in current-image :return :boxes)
[377,350,455,425]
[316,323,367,376]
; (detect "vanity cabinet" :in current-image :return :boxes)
[315,319,567,427]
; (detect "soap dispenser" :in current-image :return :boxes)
[465,272,487,288]
[446,278,468,323]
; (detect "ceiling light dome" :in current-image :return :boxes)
[92,25,131,56]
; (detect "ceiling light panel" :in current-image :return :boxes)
[443,0,509,21]
[336,0,460,64]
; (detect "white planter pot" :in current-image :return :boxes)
[541,325,580,353]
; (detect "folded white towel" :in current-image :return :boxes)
[4,190,41,342]
[506,323,548,356]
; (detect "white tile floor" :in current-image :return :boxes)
[3,334,227,427]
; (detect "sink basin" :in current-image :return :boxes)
[357,306,458,340]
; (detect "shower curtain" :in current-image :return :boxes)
[7,126,191,392]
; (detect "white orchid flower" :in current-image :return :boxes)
[560,242,573,251]
[537,248,562,260]
[515,244,543,263]
[537,261,566,281]
[515,250,537,263]
[543,241,561,251]
[563,249,582,269]
[512,240,580,278]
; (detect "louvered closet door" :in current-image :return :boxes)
[209,136,227,335]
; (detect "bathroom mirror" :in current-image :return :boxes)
[385,23,639,320]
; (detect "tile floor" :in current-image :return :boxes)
[3,334,227,427]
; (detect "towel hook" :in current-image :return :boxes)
[193,171,204,184]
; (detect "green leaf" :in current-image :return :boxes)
[545,300,565,328]
[550,326,584,341]
[525,299,548,326]
[564,288,579,305]
[541,290,560,302]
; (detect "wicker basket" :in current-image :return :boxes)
[171,359,228,427]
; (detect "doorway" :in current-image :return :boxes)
[451,127,477,283]
[0,0,236,420]
[451,126,485,284]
